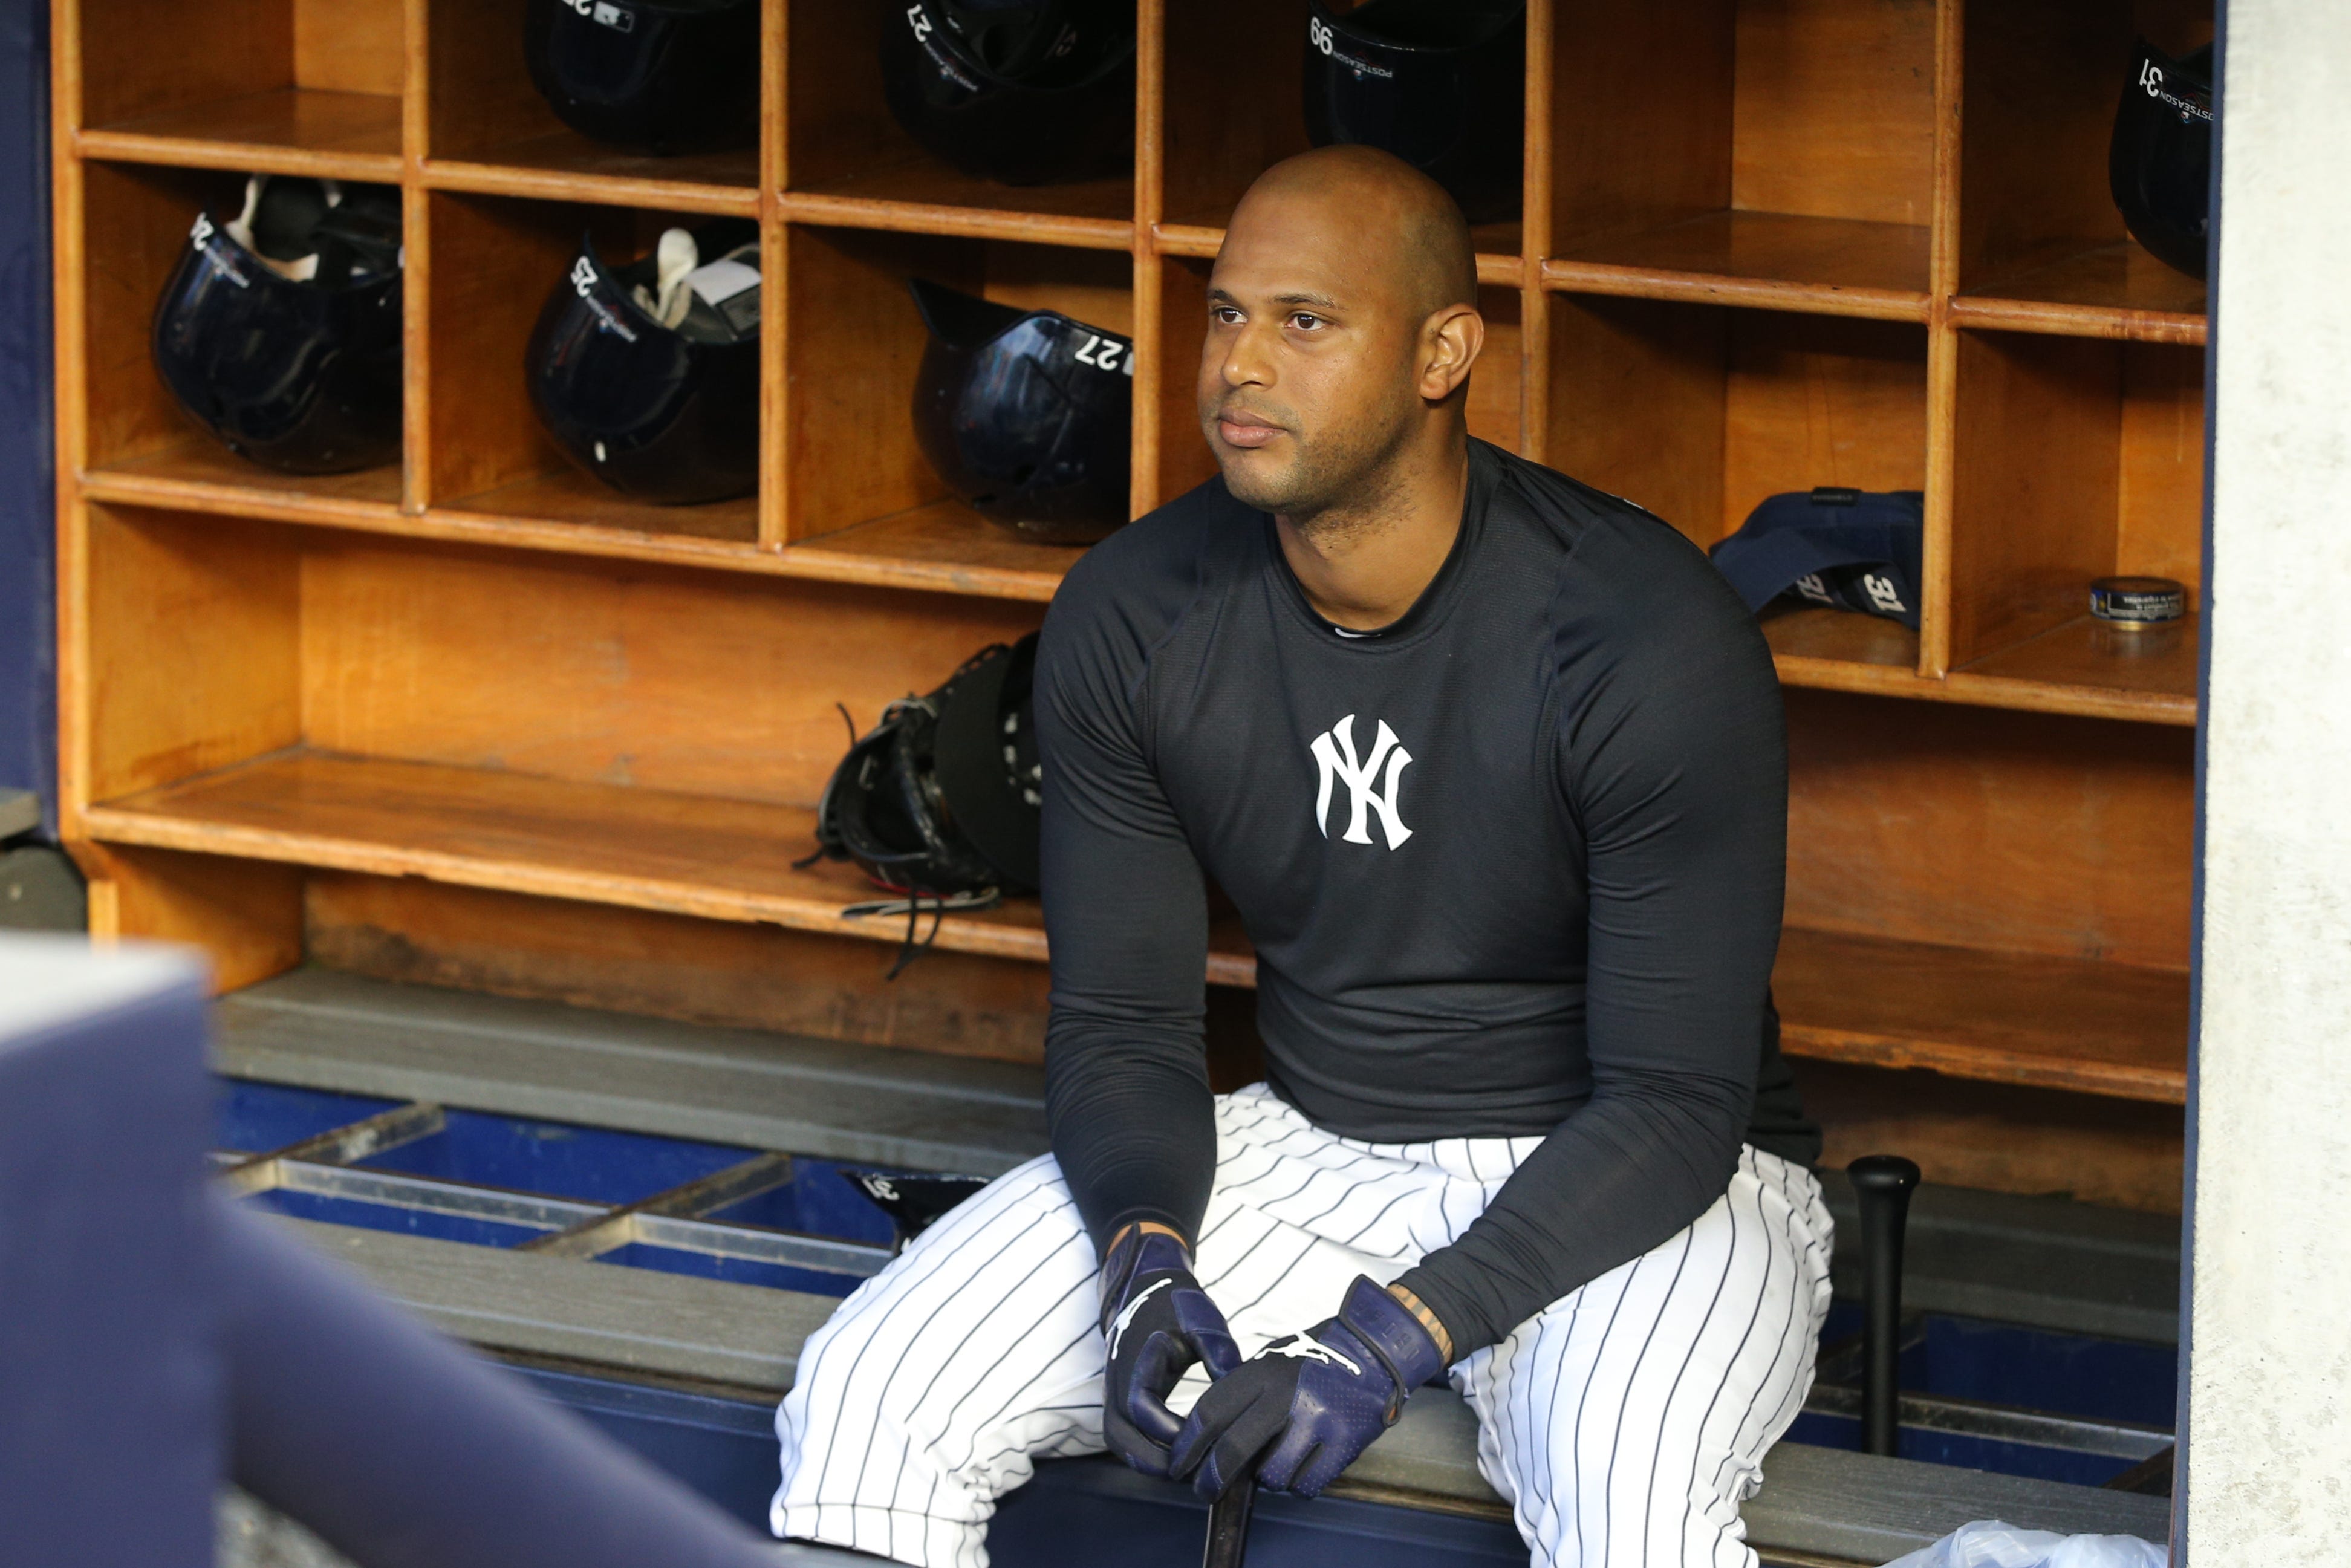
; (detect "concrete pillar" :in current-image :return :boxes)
[2187,5,2351,1561]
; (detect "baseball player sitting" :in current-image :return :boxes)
[773,145,1832,1568]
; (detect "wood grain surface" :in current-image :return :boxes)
[1948,330,2123,664]
[419,191,633,508]
[788,501,1075,602]
[2116,340,2208,588]
[85,842,305,994]
[1721,311,1929,539]
[84,441,405,521]
[1149,254,1220,507]
[1761,604,1921,673]
[1544,294,1729,547]
[76,0,290,129]
[291,0,402,97]
[88,749,1262,987]
[780,224,967,541]
[77,163,251,471]
[422,0,572,163]
[1549,2,1734,248]
[1730,0,1937,228]
[1802,1060,2184,1212]
[291,539,1042,804]
[422,149,759,217]
[1775,926,2187,1102]
[1159,0,1313,235]
[1956,615,2199,704]
[438,468,761,545]
[86,507,299,804]
[1546,211,1930,320]
[92,748,1060,951]
[1950,243,2208,343]
[306,874,1063,1064]
[80,88,402,175]
[1784,691,2194,971]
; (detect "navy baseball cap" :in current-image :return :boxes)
[1708,487,1924,631]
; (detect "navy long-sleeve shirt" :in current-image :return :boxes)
[1035,438,1818,1356]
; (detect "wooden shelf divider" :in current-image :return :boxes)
[1946,293,2208,347]
[778,190,1133,253]
[419,157,761,220]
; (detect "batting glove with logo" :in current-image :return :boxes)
[1168,1275,1446,1501]
[1099,1227,1243,1476]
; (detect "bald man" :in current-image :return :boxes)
[772,147,1831,1568]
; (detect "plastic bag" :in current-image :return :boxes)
[1881,1520,2168,1568]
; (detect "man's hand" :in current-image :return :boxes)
[1168,1276,1447,1501]
[1099,1225,1242,1476]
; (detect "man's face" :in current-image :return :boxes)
[1195,188,1427,516]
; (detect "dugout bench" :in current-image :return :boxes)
[213,969,2172,1568]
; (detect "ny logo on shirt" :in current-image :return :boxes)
[1310,714,1414,850]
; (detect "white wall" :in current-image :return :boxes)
[2188,5,2351,1561]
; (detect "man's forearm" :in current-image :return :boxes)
[1045,1026,1219,1255]
[1392,1070,1750,1358]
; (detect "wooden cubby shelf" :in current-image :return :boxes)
[82,749,1260,989]
[55,0,2211,1179]
[80,444,406,526]
[1542,213,1930,322]
[1773,927,2186,1104]
[1157,224,1525,290]
[79,750,2184,1104]
[420,0,762,213]
[784,506,1071,603]
[66,0,405,177]
[418,159,761,221]
[76,91,404,181]
[1948,264,2208,346]
[1951,0,2212,346]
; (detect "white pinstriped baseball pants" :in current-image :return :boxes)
[773,1085,1835,1568]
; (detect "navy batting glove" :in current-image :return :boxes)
[1168,1275,1447,1501]
[1099,1228,1243,1477]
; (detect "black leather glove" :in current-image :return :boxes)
[1169,1275,1447,1501]
[1098,1228,1243,1475]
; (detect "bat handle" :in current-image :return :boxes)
[1850,1153,1922,1457]
[1202,1472,1257,1568]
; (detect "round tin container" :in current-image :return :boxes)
[2089,576,2187,628]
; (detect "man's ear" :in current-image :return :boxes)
[1418,304,1485,403]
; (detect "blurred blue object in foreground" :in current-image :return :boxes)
[0,934,857,1568]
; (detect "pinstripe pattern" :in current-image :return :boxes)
[773,1086,1833,1568]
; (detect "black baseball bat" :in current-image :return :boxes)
[1850,1154,1922,1457]
[1202,1472,1257,1568]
